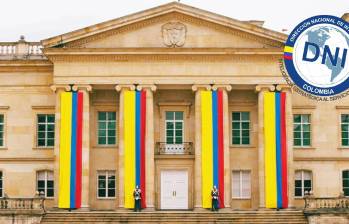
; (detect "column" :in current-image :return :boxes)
[72,85,92,209]
[276,84,294,208]
[137,84,157,209]
[51,85,71,208]
[191,84,211,209]
[115,84,135,208]
[255,84,275,208]
[212,84,232,208]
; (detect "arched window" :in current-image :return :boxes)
[343,170,349,196]
[37,170,54,198]
[295,170,312,197]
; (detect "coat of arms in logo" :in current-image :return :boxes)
[162,22,187,47]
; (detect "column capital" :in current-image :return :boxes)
[115,84,135,92]
[255,84,275,92]
[136,84,157,92]
[212,84,232,92]
[72,84,92,92]
[50,85,71,92]
[276,84,293,93]
[192,84,211,92]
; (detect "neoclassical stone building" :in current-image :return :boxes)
[0,2,349,212]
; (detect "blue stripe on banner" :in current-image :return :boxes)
[212,91,219,188]
[275,92,282,208]
[135,91,141,187]
[70,92,77,208]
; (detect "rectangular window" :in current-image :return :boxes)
[343,170,349,196]
[341,115,349,146]
[97,171,116,198]
[98,112,116,145]
[293,114,311,147]
[0,115,3,147]
[37,114,55,147]
[295,170,312,197]
[232,112,250,145]
[37,171,54,198]
[232,170,251,199]
[165,111,184,144]
[0,171,2,198]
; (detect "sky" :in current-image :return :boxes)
[0,0,348,42]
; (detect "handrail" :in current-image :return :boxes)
[156,142,194,155]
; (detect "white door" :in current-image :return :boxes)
[160,170,188,209]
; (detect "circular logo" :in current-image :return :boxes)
[284,15,349,96]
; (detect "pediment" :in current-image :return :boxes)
[42,2,286,49]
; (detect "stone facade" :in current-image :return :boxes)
[0,2,348,212]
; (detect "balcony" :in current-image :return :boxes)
[155,142,194,155]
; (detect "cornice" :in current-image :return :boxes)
[0,60,53,72]
[0,157,54,162]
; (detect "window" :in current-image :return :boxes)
[98,112,116,145]
[232,112,250,145]
[97,171,116,198]
[0,115,3,147]
[341,115,349,146]
[0,171,3,198]
[165,111,183,144]
[232,170,251,198]
[293,114,311,147]
[295,170,312,197]
[37,171,54,198]
[343,170,349,196]
[37,114,55,147]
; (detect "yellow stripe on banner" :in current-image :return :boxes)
[264,92,277,208]
[59,92,72,208]
[201,91,213,208]
[284,46,293,53]
[124,91,136,208]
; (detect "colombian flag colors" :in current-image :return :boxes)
[123,90,146,208]
[201,90,224,209]
[59,91,83,209]
[264,92,288,209]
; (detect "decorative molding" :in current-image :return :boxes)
[92,101,118,106]
[162,21,187,47]
[229,101,256,107]
[50,85,71,92]
[212,84,232,91]
[72,84,92,92]
[0,106,10,110]
[0,157,54,162]
[276,84,293,92]
[336,106,349,110]
[136,84,157,92]
[294,157,349,161]
[192,84,211,91]
[115,84,135,92]
[158,101,192,118]
[292,105,316,110]
[32,105,55,110]
[255,84,275,92]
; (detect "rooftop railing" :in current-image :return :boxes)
[0,35,44,59]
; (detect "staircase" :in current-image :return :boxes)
[41,210,308,223]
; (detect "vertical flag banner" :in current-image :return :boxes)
[59,91,83,209]
[124,90,147,208]
[264,92,288,209]
[201,90,224,208]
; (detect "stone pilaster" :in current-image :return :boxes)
[136,84,156,209]
[50,85,71,208]
[72,84,92,209]
[212,84,232,208]
[276,84,294,208]
[255,84,275,208]
[115,84,136,208]
[191,84,211,209]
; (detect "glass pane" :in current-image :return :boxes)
[232,122,240,129]
[175,137,183,144]
[108,130,116,137]
[166,122,174,129]
[343,171,349,179]
[108,189,115,197]
[0,139,2,147]
[47,124,54,131]
[108,179,115,188]
[38,181,45,188]
[242,130,249,137]
[0,125,3,131]
[38,125,46,131]
[47,115,55,122]
[295,180,302,188]
[302,115,310,123]
[166,112,174,120]
[294,124,301,132]
[99,130,106,137]
[233,137,240,145]
[293,115,301,123]
[303,139,311,146]
[38,139,45,146]
[342,139,349,146]
[342,114,349,123]
[241,112,249,121]
[303,132,310,139]
[47,132,54,138]
[242,137,250,145]
[47,181,54,188]
[344,188,349,196]
[342,132,349,139]
[175,112,183,120]
[343,179,349,187]
[166,130,173,137]
[241,122,249,129]
[47,189,54,197]
[98,189,106,197]
[166,137,174,144]
[175,122,183,130]
[294,131,301,138]
[342,124,349,132]
[108,122,116,130]
[232,130,240,137]
[99,122,106,130]
[47,139,54,146]
[38,115,46,123]
[108,112,116,120]
[98,180,106,188]
[295,188,302,196]
[0,115,3,123]
[294,139,301,146]
[38,131,45,138]
[98,112,106,120]
[232,112,240,121]
[304,180,312,188]
[175,130,182,137]
[108,137,116,145]
[303,124,310,132]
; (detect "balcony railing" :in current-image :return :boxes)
[0,35,44,59]
[0,197,45,211]
[304,195,349,210]
[156,142,194,155]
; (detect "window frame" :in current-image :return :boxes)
[295,170,312,198]
[165,111,184,145]
[97,111,117,146]
[231,111,251,146]
[97,170,116,199]
[36,114,55,148]
[0,171,3,198]
[232,170,251,199]
[0,114,5,148]
[341,114,349,147]
[293,114,311,147]
[342,170,349,197]
[36,170,54,198]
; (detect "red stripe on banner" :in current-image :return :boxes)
[75,92,83,208]
[283,55,292,60]
[217,90,225,208]
[280,92,288,208]
[140,90,147,208]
